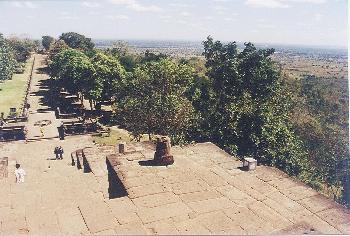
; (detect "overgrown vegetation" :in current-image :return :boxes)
[47,32,349,207]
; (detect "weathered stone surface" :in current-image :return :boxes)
[187,196,234,214]
[123,173,162,188]
[296,214,341,234]
[78,201,117,233]
[179,190,222,203]
[137,202,192,224]
[132,191,180,208]
[264,191,313,222]
[194,211,244,234]
[56,207,89,236]
[145,219,180,235]
[114,221,150,235]
[297,194,338,213]
[247,200,291,230]
[281,185,319,201]
[316,208,350,231]
[174,219,212,235]
[170,179,209,195]
[216,185,255,206]
[268,177,299,190]
[224,206,275,234]
[128,183,170,199]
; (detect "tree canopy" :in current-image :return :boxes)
[59,32,94,51]
[42,35,55,51]
[0,33,16,81]
[115,59,196,143]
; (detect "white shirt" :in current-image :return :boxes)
[15,168,26,183]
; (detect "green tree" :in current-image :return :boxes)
[59,32,94,51]
[90,52,126,106]
[42,35,55,50]
[7,37,36,62]
[116,59,196,143]
[49,48,94,103]
[0,34,16,81]
[194,36,308,176]
[48,39,69,61]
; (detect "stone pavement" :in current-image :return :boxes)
[106,142,350,235]
[26,54,59,140]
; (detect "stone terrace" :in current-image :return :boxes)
[105,142,350,235]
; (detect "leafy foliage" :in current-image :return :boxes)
[90,52,126,103]
[49,48,94,98]
[42,35,55,50]
[291,75,349,204]
[0,34,16,81]
[7,37,36,62]
[115,59,196,143]
[189,36,308,176]
[59,32,94,51]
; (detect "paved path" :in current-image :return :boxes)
[0,54,115,236]
[26,54,59,140]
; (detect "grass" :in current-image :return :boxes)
[91,126,150,146]
[0,56,34,117]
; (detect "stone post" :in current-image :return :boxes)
[119,142,126,154]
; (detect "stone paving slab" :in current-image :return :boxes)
[105,141,350,235]
[137,201,192,224]
[132,191,181,208]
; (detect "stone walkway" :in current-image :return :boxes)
[105,142,350,235]
[0,54,349,235]
[26,54,59,140]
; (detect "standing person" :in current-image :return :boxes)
[55,107,60,119]
[58,122,65,140]
[15,164,26,183]
[58,146,64,159]
[54,146,59,159]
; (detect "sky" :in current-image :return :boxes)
[0,0,347,47]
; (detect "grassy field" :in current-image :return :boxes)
[0,56,34,117]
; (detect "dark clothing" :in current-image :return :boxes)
[58,147,64,159]
[54,147,59,159]
[58,125,65,140]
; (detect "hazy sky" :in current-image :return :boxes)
[0,0,347,47]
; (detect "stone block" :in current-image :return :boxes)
[137,202,192,224]
[123,173,162,188]
[114,221,150,235]
[174,219,212,235]
[145,218,180,235]
[247,200,291,230]
[216,185,256,206]
[78,201,118,233]
[193,210,244,234]
[224,206,275,234]
[316,208,350,230]
[170,179,209,195]
[132,192,180,208]
[187,196,234,214]
[281,185,319,201]
[127,183,169,199]
[179,190,222,203]
[297,194,337,213]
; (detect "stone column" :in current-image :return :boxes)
[154,137,174,166]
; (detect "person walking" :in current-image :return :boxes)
[15,164,26,183]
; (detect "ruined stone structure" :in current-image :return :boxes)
[154,137,174,166]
